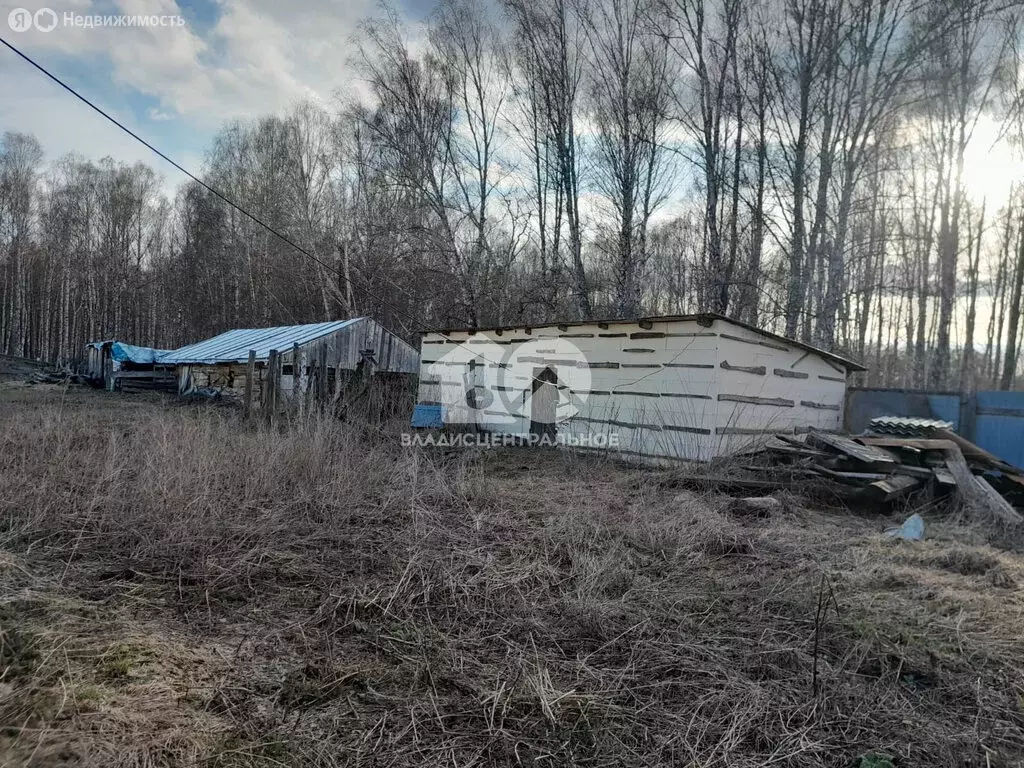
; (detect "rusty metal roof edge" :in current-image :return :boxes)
[422,313,868,372]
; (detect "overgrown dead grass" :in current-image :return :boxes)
[1,384,1023,766]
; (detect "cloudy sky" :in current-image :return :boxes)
[0,0,428,179]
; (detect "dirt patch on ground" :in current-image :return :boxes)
[1,386,1023,766]
[0,553,235,766]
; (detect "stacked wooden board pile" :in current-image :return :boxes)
[730,422,1024,527]
[27,368,91,386]
[109,369,177,394]
[0,354,51,379]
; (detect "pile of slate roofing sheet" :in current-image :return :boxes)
[683,418,1024,527]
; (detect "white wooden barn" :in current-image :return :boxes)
[411,313,866,461]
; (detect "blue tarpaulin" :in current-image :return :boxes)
[110,342,171,365]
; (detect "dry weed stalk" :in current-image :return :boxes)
[0,388,1022,766]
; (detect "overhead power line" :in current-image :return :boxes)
[0,35,470,332]
[1,39,339,266]
[0,35,569,410]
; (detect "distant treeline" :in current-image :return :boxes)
[1,0,1023,389]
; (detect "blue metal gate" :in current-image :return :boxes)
[846,388,1024,468]
[972,392,1024,469]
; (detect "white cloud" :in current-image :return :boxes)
[0,0,387,175]
[0,45,159,167]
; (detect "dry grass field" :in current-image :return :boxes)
[1,381,1023,767]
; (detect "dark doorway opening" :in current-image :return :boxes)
[530,366,558,441]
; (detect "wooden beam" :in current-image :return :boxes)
[318,349,328,406]
[973,475,1024,527]
[243,349,256,421]
[266,349,279,425]
[889,464,936,480]
[857,437,957,451]
[800,400,841,411]
[863,474,922,502]
[808,431,899,465]
[293,342,302,419]
[718,394,795,407]
[812,466,888,485]
[719,361,766,375]
[765,442,831,459]
[719,332,788,352]
[111,370,175,380]
[773,368,809,379]
[933,468,957,487]
[940,447,1023,527]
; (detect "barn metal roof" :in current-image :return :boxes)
[159,319,365,365]
[424,312,867,372]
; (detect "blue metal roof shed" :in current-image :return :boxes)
[88,319,419,402]
[159,318,419,375]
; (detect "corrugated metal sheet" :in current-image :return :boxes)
[868,416,954,435]
[845,388,962,433]
[159,319,363,365]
